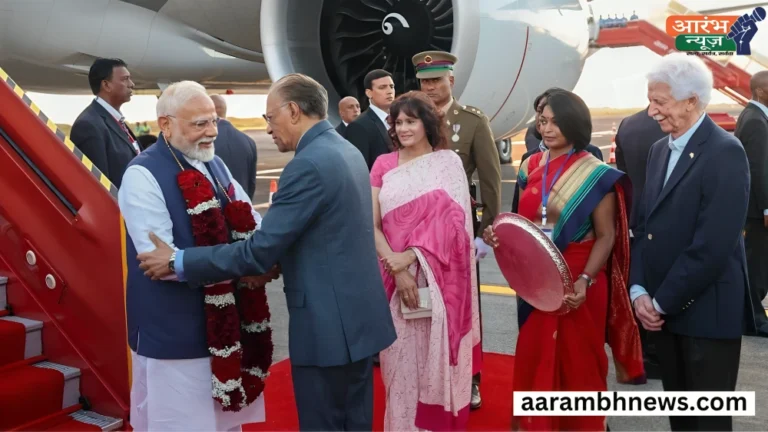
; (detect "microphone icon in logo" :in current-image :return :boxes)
[727,7,766,55]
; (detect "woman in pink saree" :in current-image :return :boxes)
[371,91,482,431]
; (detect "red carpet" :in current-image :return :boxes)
[0,318,26,367]
[0,365,65,430]
[245,353,514,431]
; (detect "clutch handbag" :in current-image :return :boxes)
[400,287,432,319]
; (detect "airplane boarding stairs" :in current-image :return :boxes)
[593,19,754,114]
[0,68,129,429]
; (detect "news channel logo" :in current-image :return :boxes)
[666,7,766,56]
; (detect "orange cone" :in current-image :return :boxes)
[269,180,277,204]
[608,126,617,164]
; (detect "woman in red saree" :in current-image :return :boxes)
[484,90,645,431]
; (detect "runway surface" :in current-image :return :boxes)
[247,114,767,431]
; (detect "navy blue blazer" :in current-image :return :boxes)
[630,115,754,339]
[182,120,397,367]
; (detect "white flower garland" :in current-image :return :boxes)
[204,292,236,308]
[231,230,255,240]
[187,198,220,215]
[243,366,270,379]
[241,319,271,333]
[209,341,241,358]
[212,375,248,408]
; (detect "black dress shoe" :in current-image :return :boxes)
[470,383,481,410]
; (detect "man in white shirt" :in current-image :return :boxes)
[345,69,395,170]
[118,81,267,431]
[70,58,141,187]
[630,53,750,431]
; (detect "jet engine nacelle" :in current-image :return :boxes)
[260,0,593,151]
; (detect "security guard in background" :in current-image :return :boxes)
[412,50,502,410]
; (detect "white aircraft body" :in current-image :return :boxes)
[0,0,598,160]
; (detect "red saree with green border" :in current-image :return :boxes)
[511,150,645,431]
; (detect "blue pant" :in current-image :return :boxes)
[291,356,374,431]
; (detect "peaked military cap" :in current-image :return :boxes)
[412,50,458,79]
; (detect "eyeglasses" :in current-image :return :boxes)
[262,102,292,125]
[166,115,219,131]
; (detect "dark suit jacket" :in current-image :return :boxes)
[524,123,541,152]
[214,119,258,199]
[511,144,603,212]
[70,100,140,187]
[630,115,753,339]
[182,121,397,367]
[345,108,393,171]
[615,108,668,230]
[734,102,768,221]
[335,122,348,138]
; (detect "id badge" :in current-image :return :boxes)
[541,228,553,241]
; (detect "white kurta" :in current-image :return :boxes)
[119,152,265,431]
[130,351,265,431]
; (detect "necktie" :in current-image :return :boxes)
[117,118,140,154]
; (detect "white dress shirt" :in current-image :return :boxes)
[96,97,140,153]
[629,113,706,313]
[118,153,261,265]
[368,103,390,129]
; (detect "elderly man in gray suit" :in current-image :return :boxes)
[138,73,397,431]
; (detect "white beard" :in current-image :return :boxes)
[180,140,216,162]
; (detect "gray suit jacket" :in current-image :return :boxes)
[214,119,258,199]
[70,100,140,187]
[182,120,397,367]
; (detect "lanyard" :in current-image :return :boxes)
[541,149,575,226]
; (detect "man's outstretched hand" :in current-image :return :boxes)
[137,232,174,280]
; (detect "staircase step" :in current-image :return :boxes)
[32,361,82,409]
[0,362,79,430]
[65,410,123,431]
[0,275,7,310]
[0,316,43,359]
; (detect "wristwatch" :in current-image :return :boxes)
[169,251,177,273]
[578,273,595,287]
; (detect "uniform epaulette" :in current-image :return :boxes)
[462,105,487,119]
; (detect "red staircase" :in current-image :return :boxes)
[594,20,753,107]
[0,67,130,429]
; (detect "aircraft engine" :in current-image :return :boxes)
[261,0,593,160]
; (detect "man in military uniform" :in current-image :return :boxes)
[412,50,502,410]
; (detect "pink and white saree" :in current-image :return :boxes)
[373,150,481,431]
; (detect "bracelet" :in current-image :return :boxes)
[578,273,595,286]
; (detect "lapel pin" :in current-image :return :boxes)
[689,152,694,158]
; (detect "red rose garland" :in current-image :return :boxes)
[176,167,279,412]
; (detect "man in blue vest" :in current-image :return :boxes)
[137,73,397,431]
[118,81,266,431]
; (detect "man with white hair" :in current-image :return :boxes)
[118,81,268,431]
[629,53,751,431]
